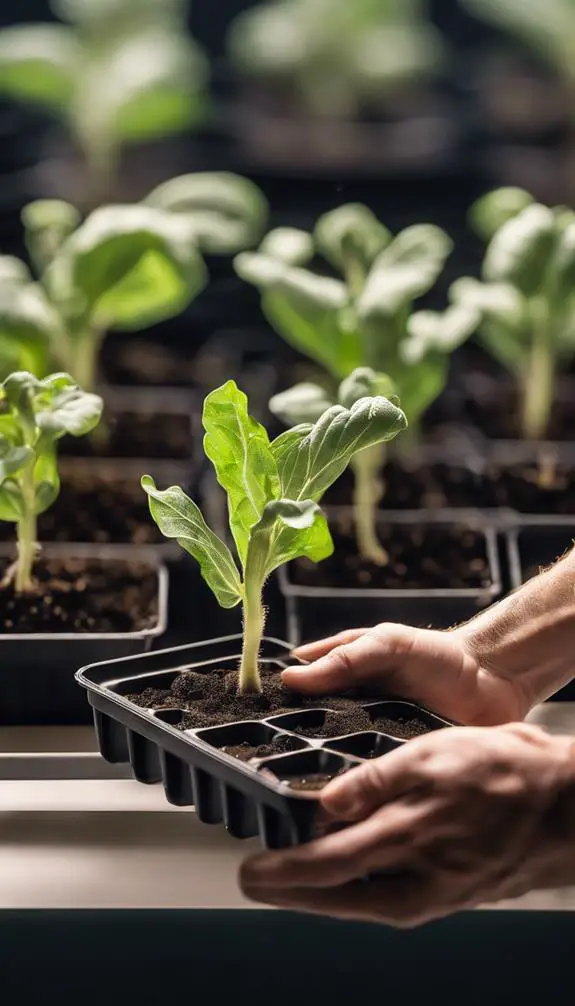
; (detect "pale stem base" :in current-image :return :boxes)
[239,587,265,695]
[521,305,554,442]
[351,444,388,566]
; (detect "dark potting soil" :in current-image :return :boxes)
[222,735,303,762]
[287,771,347,793]
[293,707,372,739]
[323,459,486,511]
[0,469,162,546]
[483,461,575,516]
[126,666,376,733]
[373,715,433,740]
[292,518,491,591]
[459,384,575,443]
[0,558,159,632]
[60,409,191,460]
[101,338,198,388]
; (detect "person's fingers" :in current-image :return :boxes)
[242,873,444,929]
[291,628,369,661]
[321,742,424,820]
[240,800,423,892]
[240,813,387,891]
[282,623,413,694]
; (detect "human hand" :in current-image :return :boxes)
[241,724,575,927]
[283,623,528,727]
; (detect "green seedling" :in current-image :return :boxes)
[228,0,444,118]
[0,371,102,593]
[453,188,575,441]
[142,378,406,694]
[235,203,476,562]
[0,0,209,206]
[0,174,268,391]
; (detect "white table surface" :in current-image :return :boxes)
[1,705,574,910]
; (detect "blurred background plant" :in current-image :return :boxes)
[227,0,445,119]
[0,0,209,207]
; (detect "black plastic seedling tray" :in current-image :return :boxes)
[77,635,451,848]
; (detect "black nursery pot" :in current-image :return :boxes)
[0,544,168,727]
[60,385,201,471]
[76,635,451,849]
[279,509,502,646]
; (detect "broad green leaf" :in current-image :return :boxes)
[269,383,335,425]
[33,445,60,515]
[0,482,24,522]
[546,222,575,306]
[483,204,557,295]
[245,497,333,585]
[147,172,268,254]
[338,367,398,408]
[0,283,55,378]
[391,356,448,427]
[259,228,314,265]
[0,441,33,484]
[202,380,279,564]
[1,371,39,430]
[236,254,362,379]
[36,384,103,438]
[49,205,207,330]
[141,475,242,608]
[403,304,479,364]
[449,277,526,323]
[0,256,33,287]
[315,204,391,274]
[469,187,534,241]
[0,25,78,111]
[271,395,407,502]
[22,199,81,274]
[358,224,452,325]
[89,31,208,144]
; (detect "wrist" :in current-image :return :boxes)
[455,549,575,712]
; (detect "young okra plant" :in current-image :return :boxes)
[0,0,209,206]
[0,174,267,391]
[142,378,406,694]
[235,203,477,563]
[0,371,102,593]
[453,188,575,441]
[228,0,444,119]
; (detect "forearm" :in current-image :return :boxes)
[458,546,575,710]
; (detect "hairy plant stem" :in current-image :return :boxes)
[15,462,37,594]
[239,581,265,694]
[521,300,554,442]
[351,443,388,566]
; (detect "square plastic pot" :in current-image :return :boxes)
[76,634,450,849]
[62,385,202,475]
[0,543,168,727]
[279,509,502,646]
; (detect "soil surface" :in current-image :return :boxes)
[483,461,575,515]
[323,459,486,511]
[459,383,575,443]
[101,338,198,388]
[293,708,372,738]
[287,771,346,793]
[291,518,491,591]
[0,469,162,546]
[373,715,435,740]
[126,665,378,732]
[0,557,159,632]
[221,735,304,762]
[60,408,191,460]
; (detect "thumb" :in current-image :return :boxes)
[282,623,413,695]
[321,746,417,821]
